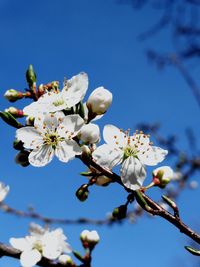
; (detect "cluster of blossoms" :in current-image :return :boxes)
[3,67,174,190]
[10,223,100,267]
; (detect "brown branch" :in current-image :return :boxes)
[79,156,200,245]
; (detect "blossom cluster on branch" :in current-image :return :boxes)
[1,65,200,266]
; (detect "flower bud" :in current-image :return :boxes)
[4,89,24,102]
[86,87,112,116]
[58,255,73,266]
[112,205,127,220]
[15,151,30,167]
[5,107,24,118]
[78,123,100,144]
[80,230,100,247]
[13,140,24,150]
[25,116,35,126]
[76,184,89,202]
[152,166,173,188]
[0,182,9,202]
[26,64,36,86]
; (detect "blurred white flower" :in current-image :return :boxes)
[24,73,88,116]
[16,113,84,167]
[93,125,168,190]
[189,180,198,189]
[10,224,72,267]
[78,123,100,144]
[86,87,112,115]
[171,171,183,181]
[0,182,9,202]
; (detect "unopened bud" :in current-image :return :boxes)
[81,145,92,161]
[25,116,35,126]
[76,184,89,202]
[80,230,100,249]
[78,123,100,144]
[5,107,24,118]
[26,64,36,86]
[152,166,173,188]
[15,151,30,167]
[58,255,73,266]
[86,87,112,117]
[4,89,24,102]
[112,205,127,220]
[38,84,45,96]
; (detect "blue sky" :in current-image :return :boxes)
[0,1,200,267]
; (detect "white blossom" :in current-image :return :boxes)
[16,113,84,167]
[10,224,72,267]
[78,123,100,144]
[93,125,168,190]
[24,72,88,116]
[80,230,100,243]
[0,182,9,202]
[86,87,112,115]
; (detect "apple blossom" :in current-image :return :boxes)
[16,113,84,167]
[10,224,72,267]
[93,125,168,190]
[86,87,112,116]
[78,123,100,144]
[23,72,88,116]
[0,182,9,202]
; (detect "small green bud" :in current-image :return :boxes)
[5,107,24,118]
[112,205,127,220]
[4,89,24,102]
[13,140,24,150]
[26,64,36,86]
[76,184,89,202]
[15,151,30,167]
[152,166,173,189]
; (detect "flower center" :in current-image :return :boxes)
[124,145,138,159]
[44,133,63,148]
[33,241,43,253]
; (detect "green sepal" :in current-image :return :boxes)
[0,111,22,128]
[73,250,84,263]
[185,246,200,256]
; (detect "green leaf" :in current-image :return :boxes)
[134,190,152,212]
[0,111,22,128]
[185,246,200,256]
[26,64,36,86]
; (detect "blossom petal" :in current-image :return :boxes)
[55,140,82,162]
[57,115,84,136]
[120,157,146,190]
[16,127,43,149]
[103,125,126,148]
[10,237,32,251]
[138,146,168,166]
[92,144,123,169]
[62,72,88,108]
[28,145,54,167]
[20,249,42,267]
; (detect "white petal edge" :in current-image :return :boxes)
[138,146,168,166]
[103,125,126,148]
[55,140,82,162]
[28,145,54,167]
